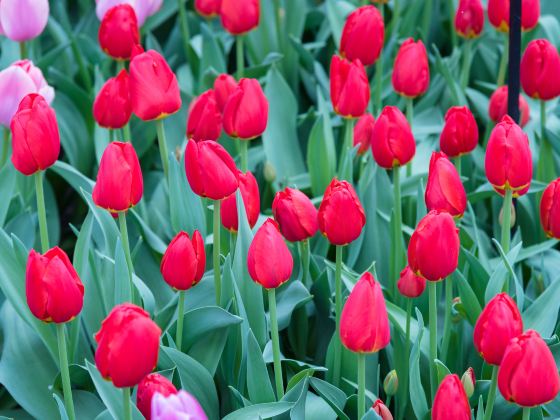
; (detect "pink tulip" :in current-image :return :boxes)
[151,390,208,420]
[96,0,162,26]
[0,0,49,41]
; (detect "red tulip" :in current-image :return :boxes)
[26,247,84,323]
[425,152,467,217]
[318,179,366,245]
[520,39,560,101]
[186,89,222,142]
[160,230,206,291]
[461,367,476,398]
[137,373,178,420]
[194,0,221,18]
[488,86,530,127]
[340,272,390,353]
[432,374,471,420]
[10,93,59,175]
[372,400,393,420]
[485,115,532,197]
[247,219,293,289]
[353,113,375,155]
[223,78,268,140]
[184,139,239,200]
[272,187,318,242]
[93,69,132,130]
[98,4,139,60]
[488,0,540,32]
[221,170,260,232]
[397,266,426,298]
[540,178,560,238]
[330,55,370,118]
[392,38,429,98]
[220,0,259,35]
[93,141,143,213]
[95,303,161,388]
[213,73,237,112]
[371,106,415,168]
[408,210,459,281]
[340,6,385,66]
[440,106,478,158]
[129,47,182,121]
[454,0,484,38]
[473,293,523,365]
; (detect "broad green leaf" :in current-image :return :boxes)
[223,402,295,420]
[246,329,276,403]
[409,308,429,420]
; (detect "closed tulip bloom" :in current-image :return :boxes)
[96,0,162,26]
[152,390,208,420]
[186,90,222,142]
[425,152,467,217]
[540,178,560,238]
[330,55,370,118]
[223,78,268,140]
[272,187,318,242]
[353,113,375,155]
[161,231,206,291]
[213,74,237,112]
[220,0,259,35]
[432,374,471,420]
[340,272,390,353]
[93,70,132,129]
[195,0,220,17]
[397,266,426,298]
[520,39,560,100]
[473,293,523,365]
[129,48,182,121]
[221,170,260,232]
[440,106,478,157]
[392,38,430,98]
[455,0,484,38]
[10,94,60,176]
[98,4,139,60]
[408,210,459,281]
[371,106,415,168]
[461,367,476,398]
[373,400,393,420]
[340,6,385,66]
[93,142,143,213]
[488,0,540,32]
[137,373,178,420]
[485,115,532,197]
[26,247,84,323]
[247,219,293,289]
[318,179,366,245]
[488,86,530,127]
[0,0,49,41]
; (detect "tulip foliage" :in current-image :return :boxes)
[0,1,559,420]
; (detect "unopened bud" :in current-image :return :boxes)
[383,369,398,397]
[461,367,475,398]
[499,201,516,228]
[264,161,276,183]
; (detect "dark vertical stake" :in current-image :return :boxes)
[507,0,522,123]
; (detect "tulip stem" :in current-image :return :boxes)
[421,0,433,43]
[440,279,453,362]
[240,140,248,172]
[448,0,457,50]
[406,98,413,126]
[19,42,27,59]
[213,200,222,305]
[428,281,438,401]
[460,40,472,90]
[35,171,49,253]
[156,120,170,182]
[300,240,310,286]
[392,167,403,298]
[357,353,366,419]
[501,189,513,254]
[268,288,284,399]
[123,387,132,420]
[483,366,498,420]
[1,128,9,168]
[455,155,462,177]
[522,408,530,420]
[344,118,354,154]
[56,324,76,420]
[540,100,546,144]
[497,36,509,86]
[177,0,191,63]
[118,212,135,303]
[176,290,185,352]
[333,245,343,387]
[403,299,412,411]
[236,36,245,78]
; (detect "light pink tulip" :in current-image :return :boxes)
[96,0,163,26]
[151,390,208,420]
[0,0,49,41]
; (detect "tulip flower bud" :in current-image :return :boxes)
[392,38,429,98]
[195,0,220,18]
[184,139,239,200]
[247,219,294,289]
[488,86,530,127]
[223,78,268,140]
[137,373,178,420]
[408,210,459,281]
[353,113,375,155]
[220,0,259,35]
[372,399,393,420]
[485,115,532,197]
[520,39,560,101]
[340,272,390,353]
[318,179,366,245]
[371,106,415,168]
[0,0,49,42]
[95,303,161,388]
[264,162,276,183]
[473,293,523,365]
[96,0,162,26]
[98,4,139,60]
[440,106,478,158]
[161,231,206,291]
[488,0,540,32]
[340,6,385,66]
[540,178,560,238]
[397,266,426,298]
[10,93,60,176]
[93,142,143,213]
[425,152,467,218]
[129,48,182,121]
[455,0,484,39]
[452,296,465,323]
[330,55,370,118]
[272,187,318,242]
[93,70,132,130]
[221,171,260,232]
[151,390,208,420]
[461,367,475,398]
[383,370,398,397]
[432,374,471,420]
[186,89,222,142]
[213,74,237,112]
[498,200,516,228]
[26,247,84,323]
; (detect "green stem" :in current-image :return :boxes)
[123,387,132,420]
[386,395,392,409]
[344,118,354,154]
[455,155,462,177]
[57,324,76,420]
[403,299,412,411]
[392,167,402,298]
[406,98,414,126]
[448,0,457,49]
[213,200,222,305]
[300,240,310,286]
[19,42,27,59]
[176,290,185,352]
[240,140,248,172]
[460,40,472,90]
[428,281,438,400]
[357,353,366,419]
[70,38,92,92]
[156,120,170,181]
[118,212,135,302]
[1,128,9,168]
[483,366,499,420]
[501,189,513,254]
[35,171,49,253]
[541,100,546,143]
[421,0,433,42]
[122,123,131,142]
[273,0,283,50]
[497,35,509,86]
[440,279,452,362]
[236,36,244,78]
[268,289,284,399]
[522,408,530,420]
[177,0,191,62]
[333,245,343,387]
[374,5,385,114]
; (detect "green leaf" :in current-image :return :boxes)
[523,277,560,337]
[0,163,16,226]
[246,329,276,403]
[309,377,350,420]
[113,238,132,306]
[452,270,482,326]
[222,402,295,420]
[409,308,429,420]
[484,242,522,303]
[434,359,452,384]
[276,280,312,330]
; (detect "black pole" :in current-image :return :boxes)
[507,0,522,123]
